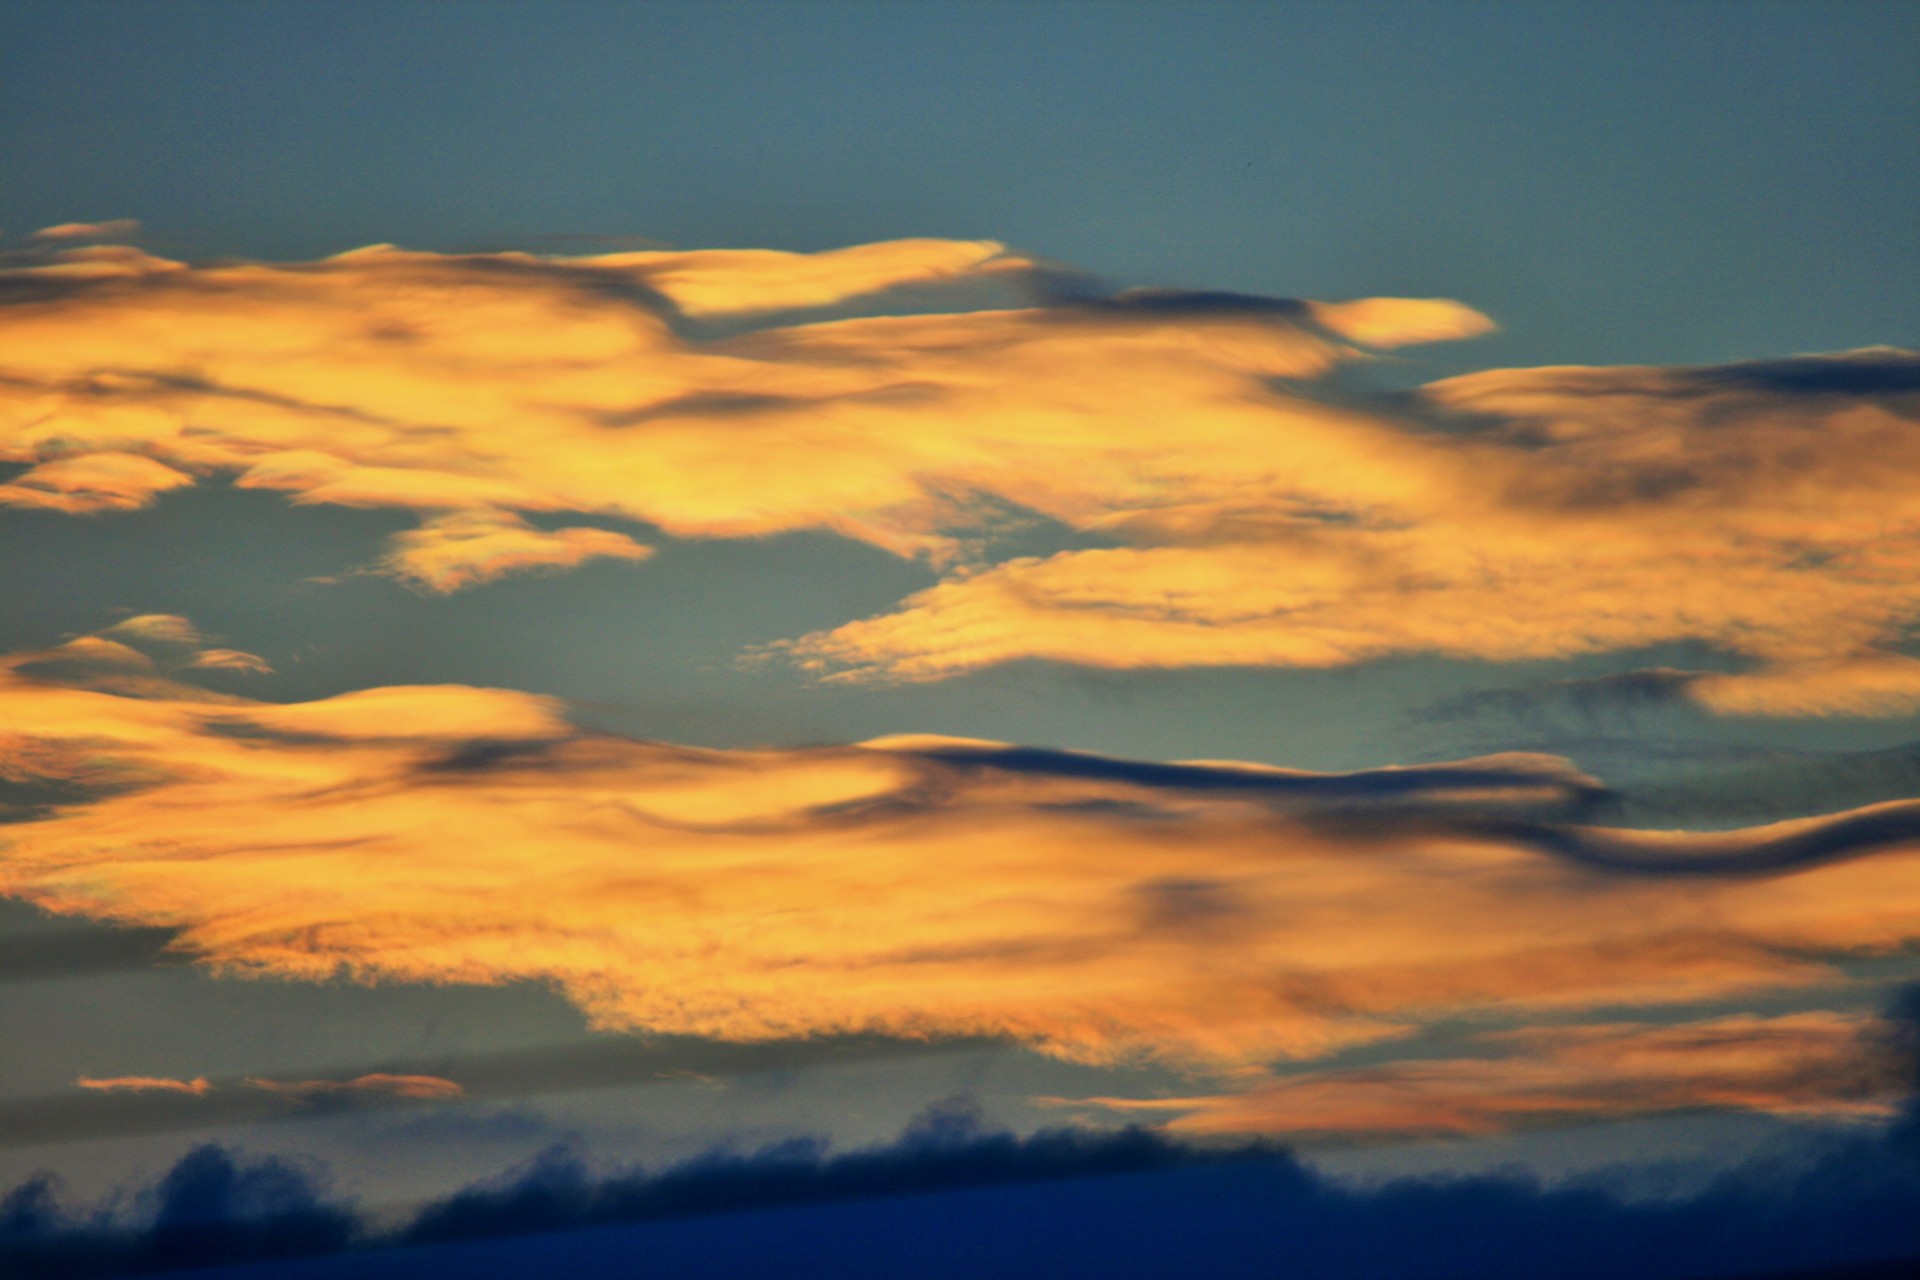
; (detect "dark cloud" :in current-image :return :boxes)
[0,1146,354,1278]
[6,1028,1920,1280]
[885,739,1609,816]
[1320,799,1920,879]
[1422,667,1710,730]
[400,1095,1249,1247]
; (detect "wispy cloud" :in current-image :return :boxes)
[0,1035,982,1149]
[247,1074,463,1102]
[74,1076,210,1097]
[381,510,651,592]
[25,220,142,242]
[1045,1011,1900,1139]
[782,352,1920,716]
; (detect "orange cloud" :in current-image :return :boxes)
[1306,296,1496,348]
[29,219,142,241]
[0,451,195,513]
[785,349,1920,714]
[76,1075,212,1096]
[383,510,652,592]
[1046,1011,1899,1140]
[186,649,275,675]
[1687,654,1920,718]
[248,1073,463,1102]
[3,617,269,698]
[4,632,1920,1080]
[102,615,206,647]
[0,238,1478,595]
[35,234,1887,713]
[622,238,1012,318]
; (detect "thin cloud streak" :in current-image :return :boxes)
[0,1035,993,1148]
[75,1077,211,1097]
[1046,1011,1902,1140]
[244,1075,463,1102]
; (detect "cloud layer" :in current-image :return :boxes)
[4,623,1920,1136]
[1050,1011,1900,1139]
[5,235,1912,709]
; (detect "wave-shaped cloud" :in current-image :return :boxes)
[4,625,1920,1099]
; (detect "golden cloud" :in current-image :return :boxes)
[1043,1011,1898,1139]
[248,1072,463,1102]
[3,615,269,699]
[787,351,1920,713]
[1,236,1914,708]
[76,1075,212,1096]
[4,632,1920,1089]
[0,239,1469,576]
[382,509,653,592]
[0,451,195,513]
[28,219,142,242]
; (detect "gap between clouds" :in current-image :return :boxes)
[14,233,1914,714]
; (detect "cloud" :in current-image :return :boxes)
[185,649,274,675]
[1689,655,1920,718]
[22,235,1899,714]
[0,236,1489,599]
[381,510,652,592]
[0,1034,984,1149]
[1305,296,1498,348]
[5,629,1920,1099]
[623,238,1013,318]
[0,1144,355,1278]
[1046,1011,1900,1140]
[247,1074,463,1103]
[1,617,269,699]
[778,347,1920,711]
[99,615,204,648]
[75,1077,211,1097]
[26,221,141,242]
[0,452,195,513]
[6,1047,1920,1280]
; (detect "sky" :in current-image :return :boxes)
[1,2,1918,1276]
